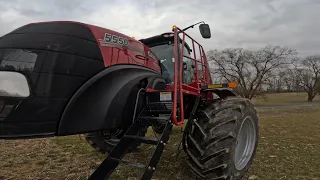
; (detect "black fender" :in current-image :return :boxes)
[205,88,238,99]
[57,64,166,136]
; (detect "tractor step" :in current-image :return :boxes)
[147,109,172,114]
[88,100,174,180]
[147,102,174,105]
[124,135,159,145]
[138,116,169,121]
[138,116,170,125]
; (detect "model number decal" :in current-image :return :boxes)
[104,33,128,46]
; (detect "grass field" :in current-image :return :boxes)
[253,92,320,106]
[1,93,320,180]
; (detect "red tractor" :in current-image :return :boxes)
[0,21,259,180]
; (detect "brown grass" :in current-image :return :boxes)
[252,92,320,106]
[248,107,320,180]
[1,97,320,179]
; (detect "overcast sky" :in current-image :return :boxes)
[0,0,319,56]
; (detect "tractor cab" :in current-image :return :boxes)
[139,32,194,85]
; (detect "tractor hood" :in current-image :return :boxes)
[0,21,165,139]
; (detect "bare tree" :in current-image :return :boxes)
[208,45,297,99]
[282,69,295,92]
[295,55,320,101]
[316,81,320,95]
[264,71,287,92]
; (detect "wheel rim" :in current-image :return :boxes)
[235,116,257,170]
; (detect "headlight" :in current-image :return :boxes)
[0,71,30,98]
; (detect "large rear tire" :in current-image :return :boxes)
[183,97,259,180]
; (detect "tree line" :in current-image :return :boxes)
[207,45,320,101]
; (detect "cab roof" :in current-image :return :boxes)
[139,32,192,53]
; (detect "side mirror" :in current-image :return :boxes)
[199,24,211,39]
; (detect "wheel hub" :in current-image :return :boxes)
[234,116,257,170]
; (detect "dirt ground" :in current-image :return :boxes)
[1,94,320,179]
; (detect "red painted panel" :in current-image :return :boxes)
[86,24,161,73]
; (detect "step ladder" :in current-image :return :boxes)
[88,91,174,180]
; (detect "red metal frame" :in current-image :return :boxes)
[170,26,210,126]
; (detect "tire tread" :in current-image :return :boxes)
[185,97,259,180]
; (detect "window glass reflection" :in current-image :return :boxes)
[0,49,38,71]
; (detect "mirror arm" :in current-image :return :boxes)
[181,21,205,32]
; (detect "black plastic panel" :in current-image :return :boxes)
[0,48,44,73]
[0,33,102,61]
[10,22,97,42]
[58,64,164,135]
[0,49,104,77]
[41,52,104,77]
[28,73,86,98]
[0,22,105,139]
[0,121,56,139]
[4,98,66,122]
[0,98,23,119]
